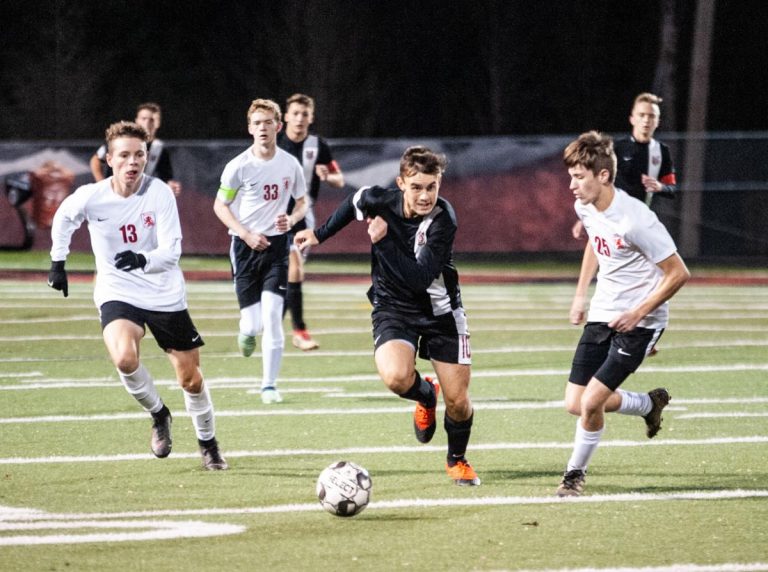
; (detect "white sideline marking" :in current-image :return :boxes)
[676,412,768,419]
[1,396,767,423]
[0,398,768,424]
[0,519,245,546]
[0,489,764,549]
[1,436,766,465]
[3,489,767,522]
[6,309,764,325]
[3,323,768,344]
[5,361,768,390]
[516,562,768,572]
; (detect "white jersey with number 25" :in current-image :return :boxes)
[575,188,678,329]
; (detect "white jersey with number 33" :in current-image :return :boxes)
[217,146,306,236]
[50,175,187,312]
[575,188,678,329]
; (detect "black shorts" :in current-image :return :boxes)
[569,322,664,390]
[99,301,204,353]
[371,307,471,365]
[231,234,289,308]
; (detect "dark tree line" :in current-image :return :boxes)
[0,0,765,140]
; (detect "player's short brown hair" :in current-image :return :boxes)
[399,146,447,178]
[105,121,149,152]
[286,93,315,110]
[563,131,616,182]
[136,102,161,115]
[247,99,282,123]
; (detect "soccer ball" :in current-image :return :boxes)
[316,461,372,517]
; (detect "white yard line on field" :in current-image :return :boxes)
[1,436,766,465]
[0,396,766,423]
[1,490,766,550]
[516,562,768,572]
[676,412,768,419]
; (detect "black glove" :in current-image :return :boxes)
[47,260,68,297]
[114,250,147,271]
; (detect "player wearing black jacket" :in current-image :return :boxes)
[295,146,480,486]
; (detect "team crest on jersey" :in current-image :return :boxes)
[652,156,661,165]
[614,235,626,250]
[305,149,315,160]
[416,231,426,246]
[283,177,291,191]
[141,212,156,228]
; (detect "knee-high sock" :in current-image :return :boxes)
[240,301,263,337]
[398,371,436,407]
[445,412,473,463]
[617,389,652,416]
[118,363,162,414]
[183,381,215,441]
[286,281,305,331]
[566,419,604,472]
[261,291,285,389]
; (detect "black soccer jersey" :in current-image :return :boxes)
[277,132,334,202]
[614,137,677,202]
[314,186,463,317]
[278,131,335,232]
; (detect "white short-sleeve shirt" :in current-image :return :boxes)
[50,176,188,312]
[575,188,678,329]
[217,147,306,236]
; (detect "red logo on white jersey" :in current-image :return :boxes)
[305,150,315,160]
[283,177,291,191]
[416,231,426,246]
[652,156,661,166]
[614,236,626,250]
[141,212,156,228]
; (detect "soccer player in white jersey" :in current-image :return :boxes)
[213,99,307,405]
[557,131,690,497]
[48,121,227,470]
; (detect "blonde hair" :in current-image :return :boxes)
[247,99,282,124]
[563,131,616,182]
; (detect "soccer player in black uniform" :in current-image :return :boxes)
[277,94,345,351]
[294,146,480,486]
[614,92,677,204]
[572,92,677,239]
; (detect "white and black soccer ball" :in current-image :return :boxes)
[316,460,372,517]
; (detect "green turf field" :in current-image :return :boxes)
[0,276,766,571]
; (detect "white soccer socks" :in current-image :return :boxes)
[118,363,162,413]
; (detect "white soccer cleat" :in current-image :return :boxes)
[261,387,283,404]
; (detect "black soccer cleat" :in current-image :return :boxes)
[556,469,586,497]
[644,388,671,439]
[200,439,229,471]
[150,407,173,458]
